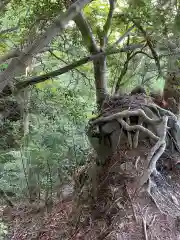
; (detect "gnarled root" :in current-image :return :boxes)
[89,108,169,192]
[138,116,168,188]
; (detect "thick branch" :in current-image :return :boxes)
[103,0,116,42]
[0,49,21,65]
[16,56,90,89]
[73,8,107,106]
[0,0,93,92]
[74,11,98,53]
[15,44,144,90]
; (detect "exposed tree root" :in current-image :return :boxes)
[134,118,143,148]
[126,117,133,149]
[117,118,159,141]
[89,106,172,191]
[146,103,177,120]
[91,109,162,125]
[138,116,168,187]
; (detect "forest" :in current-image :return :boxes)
[0,0,180,239]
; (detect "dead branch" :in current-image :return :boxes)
[118,119,159,141]
[91,109,161,125]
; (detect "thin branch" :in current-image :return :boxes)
[0,26,19,35]
[115,51,131,93]
[130,50,153,59]
[112,24,135,47]
[16,56,90,89]
[102,0,116,44]
[130,19,162,76]
[15,44,144,90]
[49,50,92,85]
[114,47,152,93]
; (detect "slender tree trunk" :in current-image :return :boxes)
[93,55,107,107]
[72,11,108,107]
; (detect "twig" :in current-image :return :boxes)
[112,24,135,47]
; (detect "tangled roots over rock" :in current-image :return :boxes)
[85,94,180,218]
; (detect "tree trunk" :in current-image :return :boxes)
[72,11,108,107]
[93,55,107,107]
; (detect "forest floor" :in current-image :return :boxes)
[3,149,180,240]
[3,93,180,239]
